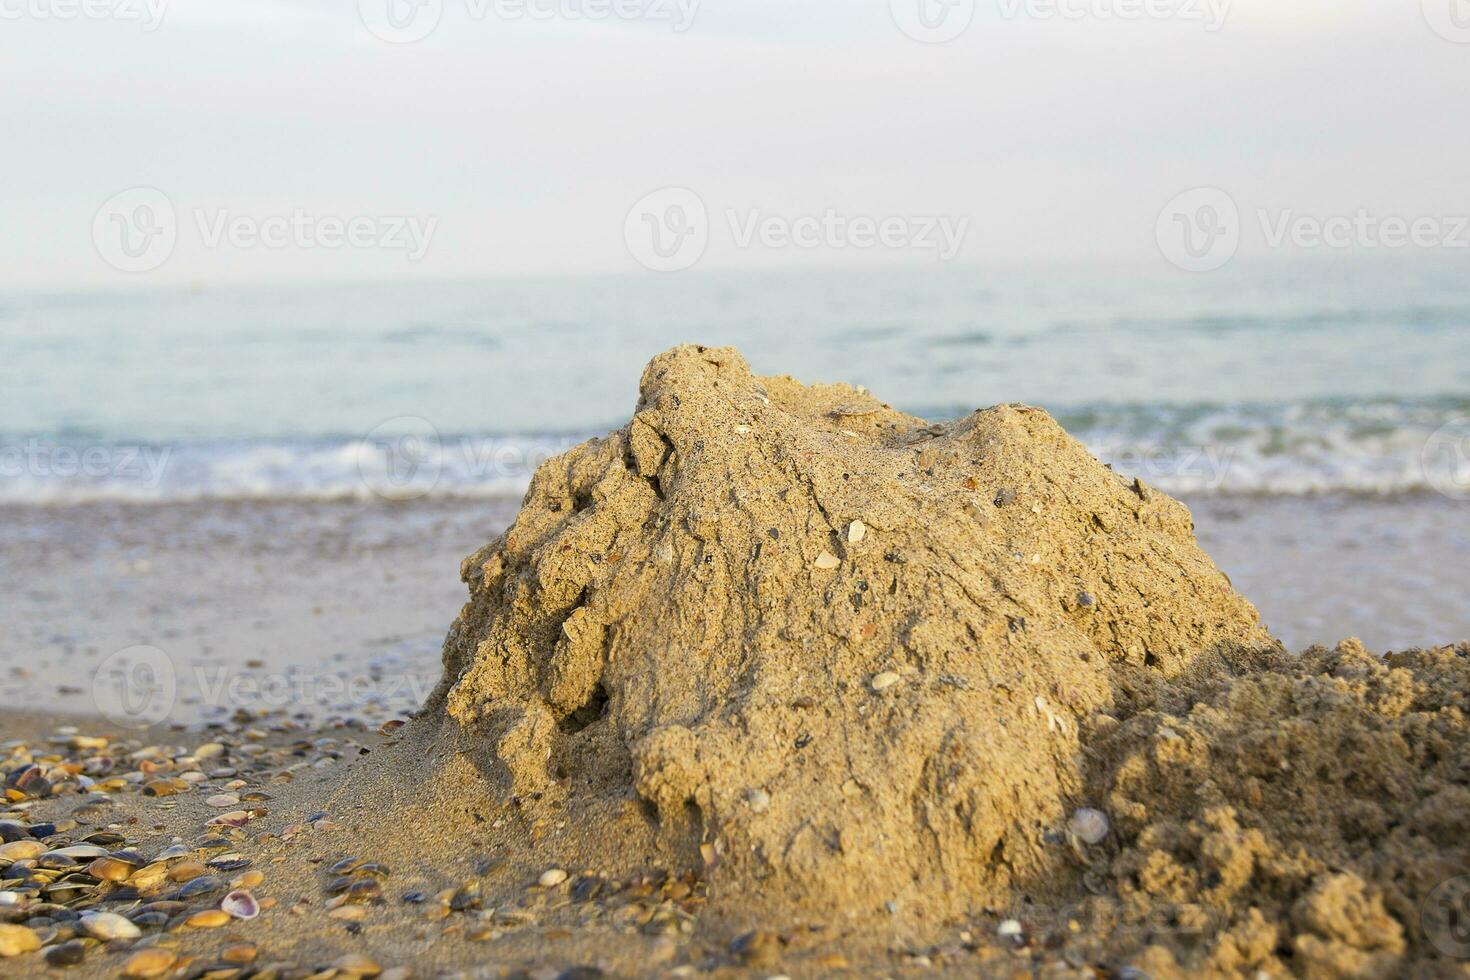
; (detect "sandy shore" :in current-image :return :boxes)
[1,355,1468,980]
[2,492,1466,725]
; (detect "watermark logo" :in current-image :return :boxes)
[1095,442,1238,492]
[192,208,437,260]
[359,0,444,43]
[890,0,975,43]
[625,187,710,273]
[355,420,577,500]
[0,0,168,30]
[92,187,438,273]
[93,187,177,274]
[1156,187,1240,272]
[1422,416,1470,501]
[92,645,177,726]
[1422,876,1470,958]
[625,187,971,272]
[0,440,172,489]
[1258,209,1469,251]
[996,0,1230,30]
[1423,0,1470,43]
[359,0,699,43]
[359,416,445,501]
[1158,187,1470,272]
[727,209,970,261]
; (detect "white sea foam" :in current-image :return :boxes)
[2,401,1467,504]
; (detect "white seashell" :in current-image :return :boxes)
[814,551,840,570]
[80,911,141,940]
[1068,808,1110,845]
[538,868,568,888]
[221,889,260,920]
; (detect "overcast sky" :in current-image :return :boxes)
[2,0,1468,288]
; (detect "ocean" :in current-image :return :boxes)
[3,257,1469,504]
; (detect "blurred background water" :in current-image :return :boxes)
[3,257,1468,503]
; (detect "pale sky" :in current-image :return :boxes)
[2,0,1467,287]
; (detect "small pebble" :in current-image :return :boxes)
[539,868,569,888]
[814,551,840,570]
[847,520,867,544]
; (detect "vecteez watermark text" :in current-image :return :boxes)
[0,0,167,30]
[624,187,971,273]
[1,440,171,488]
[93,187,438,274]
[358,0,699,44]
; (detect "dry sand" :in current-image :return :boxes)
[1,347,1468,979]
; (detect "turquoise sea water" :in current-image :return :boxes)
[3,258,1469,502]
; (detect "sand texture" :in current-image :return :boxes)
[416,344,1282,928]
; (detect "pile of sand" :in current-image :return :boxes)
[347,346,1468,975]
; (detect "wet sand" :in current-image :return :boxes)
[1,493,1468,724]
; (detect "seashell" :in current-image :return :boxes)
[167,861,207,883]
[221,942,258,964]
[183,908,230,928]
[220,890,259,920]
[206,811,251,829]
[175,875,223,899]
[120,947,176,978]
[0,922,42,957]
[80,910,142,940]
[328,857,362,875]
[539,868,568,888]
[0,840,45,862]
[88,857,138,883]
[334,953,382,977]
[1068,807,1110,846]
[45,845,109,860]
[43,938,87,965]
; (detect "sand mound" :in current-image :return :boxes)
[1081,638,1470,978]
[420,345,1279,929]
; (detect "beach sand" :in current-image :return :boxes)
[4,492,1467,724]
[2,350,1469,978]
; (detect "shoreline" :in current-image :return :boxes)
[3,491,1467,726]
